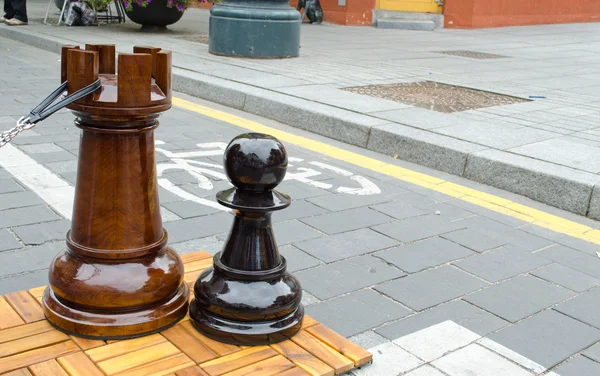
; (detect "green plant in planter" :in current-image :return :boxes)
[87,0,113,12]
[123,0,217,12]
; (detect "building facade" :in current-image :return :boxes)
[195,0,600,28]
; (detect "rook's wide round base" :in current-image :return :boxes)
[190,302,303,345]
[42,284,189,340]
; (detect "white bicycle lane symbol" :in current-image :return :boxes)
[155,140,381,212]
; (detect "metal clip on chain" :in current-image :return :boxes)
[0,79,101,148]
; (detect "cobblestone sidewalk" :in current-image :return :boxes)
[1,37,600,375]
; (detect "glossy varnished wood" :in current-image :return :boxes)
[0,251,372,375]
[42,44,188,340]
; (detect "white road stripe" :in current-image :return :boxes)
[0,144,74,219]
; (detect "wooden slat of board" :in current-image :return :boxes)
[176,365,210,376]
[291,331,353,375]
[112,353,195,376]
[221,355,295,376]
[184,259,213,273]
[161,323,217,363]
[0,330,70,358]
[2,369,33,376]
[0,340,79,374]
[0,321,54,344]
[179,321,239,357]
[279,368,311,376]
[181,251,212,264]
[28,287,46,300]
[0,296,25,329]
[97,341,181,375]
[271,339,334,376]
[306,324,372,366]
[86,333,166,362]
[184,270,204,285]
[70,336,105,350]
[57,352,104,376]
[28,359,69,376]
[199,346,277,376]
[302,316,319,329]
[5,291,44,323]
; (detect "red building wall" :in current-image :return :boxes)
[289,0,375,26]
[445,0,600,28]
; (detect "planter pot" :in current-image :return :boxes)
[124,0,184,31]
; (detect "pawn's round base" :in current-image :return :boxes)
[190,302,303,345]
[42,284,189,340]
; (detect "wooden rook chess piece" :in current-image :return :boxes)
[189,133,304,345]
[42,44,189,339]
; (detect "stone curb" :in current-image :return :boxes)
[3,25,600,220]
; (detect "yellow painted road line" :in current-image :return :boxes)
[173,97,600,245]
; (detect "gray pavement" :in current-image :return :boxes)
[2,0,600,220]
[1,30,600,375]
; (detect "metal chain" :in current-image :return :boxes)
[0,117,36,148]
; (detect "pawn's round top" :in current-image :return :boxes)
[224,133,287,192]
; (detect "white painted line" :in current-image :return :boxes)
[0,144,74,219]
[393,320,481,362]
[351,342,422,376]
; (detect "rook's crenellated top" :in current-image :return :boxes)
[61,44,172,116]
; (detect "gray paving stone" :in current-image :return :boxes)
[306,289,412,337]
[376,237,474,273]
[552,356,600,376]
[372,215,466,243]
[44,160,78,174]
[19,142,65,153]
[277,180,332,200]
[555,288,600,329]
[307,192,397,212]
[464,275,574,322]
[510,138,600,174]
[293,228,399,263]
[272,200,329,223]
[453,245,550,282]
[375,266,489,311]
[456,216,554,252]
[375,300,509,340]
[537,245,600,279]
[11,219,70,245]
[532,263,600,293]
[0,242,63,277]
[0,269,49,295]
[426,202,475,221]
[279,245,321,272]
[300,207,393,235]
[589,184,600,221]
[297,255,405,300]
[0,229,21,251]
[0,179,23,194]
[0,205,59,228]
[29,151,76,163]
[387,192,439,210]
[348,331,389,350]
[162,201,221,219]
[274,220,324,246]
[165,212,232,243]
[441,228,506,252]
[170,236,224,256]
[489,310,600,369]
[583,342,600,363]
[370,202,427,221]
[58,172,77,185]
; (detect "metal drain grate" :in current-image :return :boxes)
[437,50,508,59]
[176,34,209,44]
[343,81,529,113]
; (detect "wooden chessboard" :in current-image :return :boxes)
[0,250,373,376]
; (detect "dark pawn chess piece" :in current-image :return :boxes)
[189,133,304,345]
